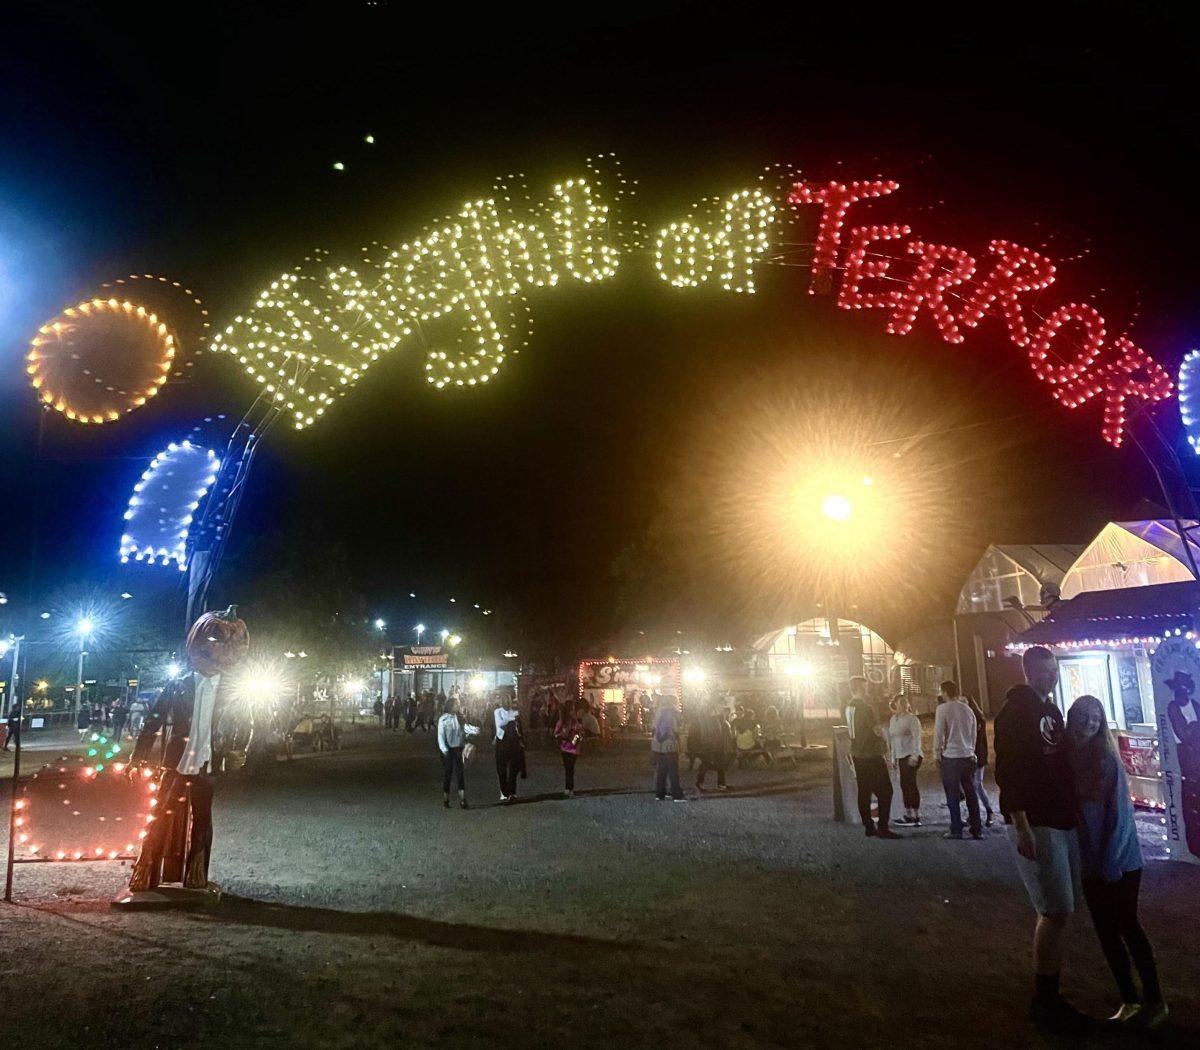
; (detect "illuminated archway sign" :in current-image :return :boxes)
[27,161,1181,449]
[211,168,1176,447]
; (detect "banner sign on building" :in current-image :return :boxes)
[402,646,448,669]
[1150,636,1200,864]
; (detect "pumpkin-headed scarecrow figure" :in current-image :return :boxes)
[127,606,249,892]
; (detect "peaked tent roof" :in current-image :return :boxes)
[990,544,1083,582]
[1061,520,1200,599]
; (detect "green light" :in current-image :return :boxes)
[94,764,104,772]
[112,744,122,753]
[87,748,97,757]
[104,751,114,760]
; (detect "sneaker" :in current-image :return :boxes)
[1135,1002,1169,1030]
[985,814,994,828]
[716,784,729,792]
[875,828,900,839]
[654,795,666,802]
[672,796,689,803]
[942,832,963,840]
[1031,995,1093,1034]
[499,795,509,803]
[894,816,916,825]
[1108,1003,1142,1024]
[460,799,469,810]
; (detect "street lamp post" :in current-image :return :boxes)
[74,618,94,716]
[0,636,21,720]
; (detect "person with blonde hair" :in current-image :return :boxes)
[1067,695,1165,1029]
[888,694,923,825]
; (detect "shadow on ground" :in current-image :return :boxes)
[189,894,644,955]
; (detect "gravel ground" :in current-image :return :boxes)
[1,725,1196,1049]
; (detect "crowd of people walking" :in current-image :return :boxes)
[387,642,1168,1034]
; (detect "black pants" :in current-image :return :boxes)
[854,755,893,830]
[441,747,465,794]
[696,752,726,789]
[561,751,577,790]
[1082,870,1161,1004]
[897,755,921,810]
[496,744,522,797]
[655,752,683,799]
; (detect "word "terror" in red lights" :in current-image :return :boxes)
[789,179,1174,447]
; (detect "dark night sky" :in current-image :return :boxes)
[1,3,1198,657]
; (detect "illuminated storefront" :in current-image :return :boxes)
[1008,580,1198,809]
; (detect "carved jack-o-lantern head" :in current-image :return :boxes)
[186,606,249,678]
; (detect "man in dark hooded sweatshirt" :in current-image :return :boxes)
[994,645,1090,1033]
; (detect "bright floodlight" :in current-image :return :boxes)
[683,668,706,684]
[448,634,462,647]
[821,493,853,521]
[439,629,450,640]
[343,678,365,695]
[469,675,486,693]
[374,618,386,630]
[787,660,816,679]
[0,640,9,659]
[76,616,95,636]
[166,662,181,679]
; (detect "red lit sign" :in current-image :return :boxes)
[789,180,1174,446]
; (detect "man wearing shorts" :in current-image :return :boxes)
[994,645,1090,1032]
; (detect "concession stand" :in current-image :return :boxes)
[577,658,682,732]
[1007,580,1200,811]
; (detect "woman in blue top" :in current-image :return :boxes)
[1066,696,1165,1029]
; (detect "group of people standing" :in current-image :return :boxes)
[847,653,1166,1031]
[995,646,1165,1031]
[847,678,993,838]
[75,696,147,744]
[432,693,592,806]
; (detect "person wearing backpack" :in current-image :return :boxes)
[651,695,688,802]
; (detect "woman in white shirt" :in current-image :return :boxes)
[437,696,479,809]
[888,694,924,826]
[493,698,524,803]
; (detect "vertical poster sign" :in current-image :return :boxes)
[1150,637,1200,864]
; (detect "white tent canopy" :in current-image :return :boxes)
[956,544,1082,614]
[1061,519,1200,599]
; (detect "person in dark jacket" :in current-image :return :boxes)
[650,696,687,801]
[994,645,1089,1032]
[1067,695,1166,1029]
[965,695,995,827]
[3,699,20,751]
[848,677,898,839]
[694,701,733,791]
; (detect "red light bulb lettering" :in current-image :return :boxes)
[788,179,900,289]
[957,240,1057,347]
[888,241,977,343]
[838,224,911,311]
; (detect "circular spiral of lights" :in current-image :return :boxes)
[26,298,176,424]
